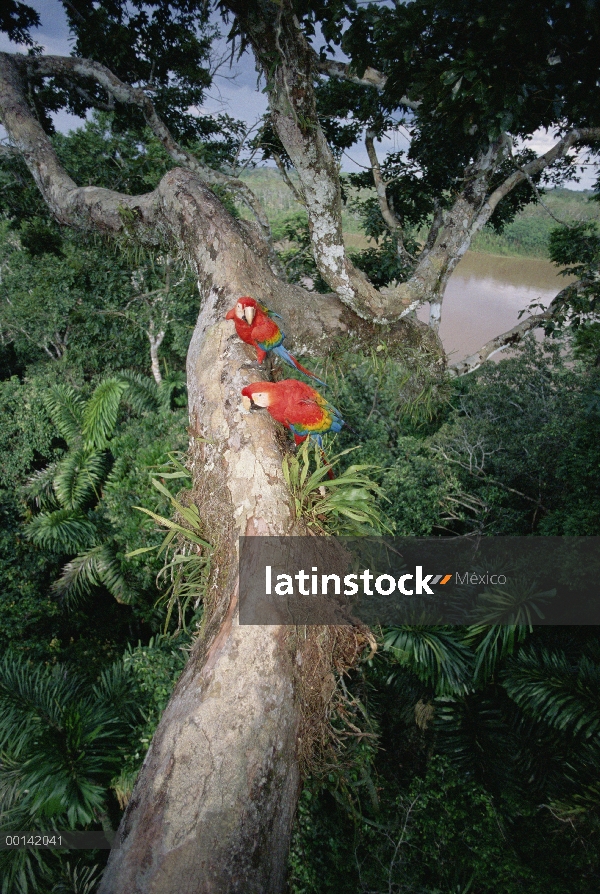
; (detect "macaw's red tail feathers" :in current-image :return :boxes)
[272,344,327,387]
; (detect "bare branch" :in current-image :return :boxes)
[479,128,600,223]
[314,58,422,110]
[448,289,570,377]
[419,200,444,260]
[365,129,414,265]
[13,52,280,265]
[272,151,305,205]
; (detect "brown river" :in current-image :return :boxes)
[416,252,572,362]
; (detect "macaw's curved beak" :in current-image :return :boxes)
[243,306,256,325]
[225,308,235,320]
[242,395,261,412]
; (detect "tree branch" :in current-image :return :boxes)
[478,128,600,224]
[365,129,414,265]
[448,290,569,377]
[13,52,282,270]
[272,151,305,205]
[314,58,422,110]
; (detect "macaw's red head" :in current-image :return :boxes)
[225,296,257,325]
[241,382,277,411]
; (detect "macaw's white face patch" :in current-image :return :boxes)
[250,391,270,408]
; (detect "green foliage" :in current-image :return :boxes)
[130,455,211,634]
[0,651,142,893]
[282,441,392,534]
[22,372,190,616]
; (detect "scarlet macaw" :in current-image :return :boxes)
[226,296,326,386]
[241,379,343,446]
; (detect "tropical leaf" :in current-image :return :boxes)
[504,648,600,739]
[0,652,139,831]
[51,861,104,894]
[53,448,107,510]
[471,578,556,626]
[52,546,105,605]
[53,543,131,606]
[465,624,529,686]
[129,456,211,632]
[95,542,131,604]
[0,656,82,757]
[82,378,128,448]
[23,463,59,511]
[117,369,159,413]
[282,441,392,534]
[383,627,474,696]
[433,692,512,777]
[43,385,85,444]
[26,510,97,553]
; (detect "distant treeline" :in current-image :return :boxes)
[240,169,600,260]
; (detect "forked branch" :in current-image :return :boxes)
[12,53,277,258]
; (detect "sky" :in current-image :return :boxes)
[0,0,596,187]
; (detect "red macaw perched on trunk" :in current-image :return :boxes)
[226,296,326,386]
[241,379,343,446]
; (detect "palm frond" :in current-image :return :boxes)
[465,625,530,686]
[0,654,82,757]
[52,546,105,605]
[23,463,59,511]
[82,378,128,449]
[52,861,104,894]
[504,648,600,739]
[117,369,159,413]
[25,510,97,553]
[43,385,85,444]
[96,542,131,604]
[53,448,107,510]
[93,661,140,726]
[471,578,557,626]
[383,627,474,696]
[53,543,131,606]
